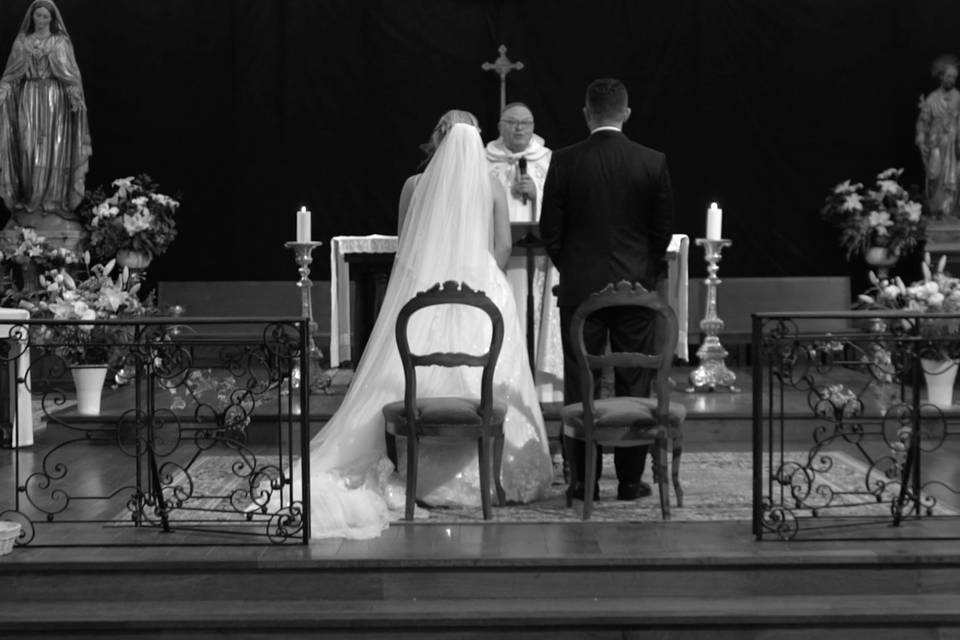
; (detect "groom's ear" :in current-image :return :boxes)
[622,107,631,123]
[582,106,591,129]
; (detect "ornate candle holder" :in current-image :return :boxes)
[686,238,740,393]
[284,241,330,394]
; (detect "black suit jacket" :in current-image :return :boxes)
[539,129,674,307]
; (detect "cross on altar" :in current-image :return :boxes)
[482,44,524,112]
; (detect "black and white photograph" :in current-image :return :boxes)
[0,1,958,637]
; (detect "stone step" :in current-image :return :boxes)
[1,594,958,638]
[4,555,959,603]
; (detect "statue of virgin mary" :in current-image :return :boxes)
[0,0,92,248]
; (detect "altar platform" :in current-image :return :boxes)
[36,365,805,450]
[3,361,960,637]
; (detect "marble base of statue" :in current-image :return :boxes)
[2,211,83,252]
[926,217,960,272]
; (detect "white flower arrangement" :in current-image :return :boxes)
[0,226,80,266]
[78,174,180,262]
[20,253,154,366]
[822,168,926,261]
[859,253,960,360]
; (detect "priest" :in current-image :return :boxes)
[485,103,562,402]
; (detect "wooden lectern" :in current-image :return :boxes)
[511,221,543,372]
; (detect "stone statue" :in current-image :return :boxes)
[0,0,92,248]
[916,54,960,219]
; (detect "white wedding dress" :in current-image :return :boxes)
[305,123,554,539]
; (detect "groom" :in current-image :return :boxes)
[539,78,675,500]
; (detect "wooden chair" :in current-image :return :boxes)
[561,280,686,520]
[382,281,507,521]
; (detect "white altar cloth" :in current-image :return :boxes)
[0,308,33,447]
[329,233,689,367]
[329,235,398,367]
[666,234,689,361]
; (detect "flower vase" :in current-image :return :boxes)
[864,246,899,279]
[116,250,152,271]
[921,358,959,408]
[18,261,40,292]
[71,365,109,416]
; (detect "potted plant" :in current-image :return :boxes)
[18,254,155,414]
[77,174,180,269]
[858,253,960,406]
[822,168,926,276]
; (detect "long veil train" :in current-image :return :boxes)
[299,122,553,539]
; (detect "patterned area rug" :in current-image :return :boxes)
[403,450,959,524]
[412,451,753,523]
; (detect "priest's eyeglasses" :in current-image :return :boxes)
[501,118,535,129]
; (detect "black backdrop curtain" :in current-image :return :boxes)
[1,0,956,288]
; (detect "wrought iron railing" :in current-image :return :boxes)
[0,317,314,546]
[753,310,960,540]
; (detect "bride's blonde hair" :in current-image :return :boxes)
[419,109,479,161]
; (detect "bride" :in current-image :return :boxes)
[306,110,554,539]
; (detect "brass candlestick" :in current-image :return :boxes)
[687,238,739,393]
[284,241,329,393]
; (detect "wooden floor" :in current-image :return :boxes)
[1,365,959,637]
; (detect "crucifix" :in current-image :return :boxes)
[482,44,524,112]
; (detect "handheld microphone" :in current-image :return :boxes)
[517,157,528,205]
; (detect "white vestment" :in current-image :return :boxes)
[485,135,562,402]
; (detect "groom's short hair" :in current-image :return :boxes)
[585,78,628,120]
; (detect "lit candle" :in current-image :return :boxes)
[706,202,723,240]
[296,206,311,243]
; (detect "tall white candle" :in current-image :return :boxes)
[296,206,311,243]
[706,202,723,240]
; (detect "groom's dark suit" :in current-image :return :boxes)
[539,128,674,496]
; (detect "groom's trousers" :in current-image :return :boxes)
[559,304,656,488]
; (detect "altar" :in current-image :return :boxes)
[329,235,398,367]
[329,233,690,368]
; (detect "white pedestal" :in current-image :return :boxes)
[0,309,33,447]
